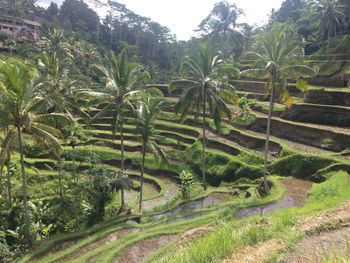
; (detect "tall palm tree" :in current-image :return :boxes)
[198,1,244,58]
[170,43,238,190]
[311,0,346,57]
[63,122,88,184]
[0,104,14,205]
[136,92,167,213]
[80,50,150,212]
[0,58,69,246]
[241,24,315,194]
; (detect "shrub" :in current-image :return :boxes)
[270,154,333,179]
[179,170,194,199]
[186,143,263,186]
[0,237,16,263]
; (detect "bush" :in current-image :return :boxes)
[186,143,263,186]
[270,154,333,179]
[0,237,16,263]
[23,139,45,157]
[179,170,194,199]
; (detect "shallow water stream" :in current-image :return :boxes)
[235,177,313,219]
[151,193,232,221]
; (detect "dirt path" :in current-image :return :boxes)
[206,130,267,158]
[239,127,334,155]
[300,201,350,235]
[59,228,138,262]
[221,240,285,263]
[282,201,350,262]
[255,111,350,135]
[142,177,179,211]
[113,235,176,263]
[284,227,350,262]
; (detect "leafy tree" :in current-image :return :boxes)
[179,170,194,199]
[63,123,88,184]
[0,58,69,246]
[80,50,150,212]
[311,0,347,56]
[136,92,166,213]
[270,0,304,23]
[59,0,100,40]
[170,43,238,189]
[241,24,315,194]
[0,0,36,18]
[198,1,244,58]
[86,168,131,222]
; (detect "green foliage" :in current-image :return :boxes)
[308,171,347,201]
[179,170,194,199]
[234,96,256,126]
[271,154,334,178]
[0,237,16,263]
[186,143,263,186]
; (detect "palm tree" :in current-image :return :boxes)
[198,1,244,58]
[80,50,150,212]
[0,58,69,246]
[136,92,167,213]
[0,104,14,205]
[241,24,315,194]
[170,43,238,190]
[63,122,88,184]
[311,0,347,57]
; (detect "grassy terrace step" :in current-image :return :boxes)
[88,121,200,138]
[89,128,196,146]
[232,80,301,95]
[61,146,181,179]
[78,136,187,152]
[304,87,350,106]
[156,106,282,155]
[251,113,350,151]
[25,158,165,199]
[282,102,350,127]
[85,108,276,159]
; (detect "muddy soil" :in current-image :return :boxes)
[235,177,312,219]
[222,239,285,263]
[283,227,350,262]
[151,193,232,221]
[60,228,138,262]
[114,235,176,263]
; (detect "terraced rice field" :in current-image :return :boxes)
[19,81,350,263]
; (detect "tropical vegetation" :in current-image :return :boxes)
[0,0,349,262]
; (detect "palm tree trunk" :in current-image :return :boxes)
[202,84,207,190]
[17,126,32,247]
[72,146,76,184]
[327,23,331,59]
[120,121,126,212]
[263,80,275,195]
[138,141,146,213]
[6,156,12,206]
[58,157,64,198]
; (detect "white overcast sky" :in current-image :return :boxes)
[37,0,284,40]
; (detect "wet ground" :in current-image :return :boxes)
[151,192,232,221]
[283,227,350,262]
[235,177,313,219]
[114,235,176,263]
[60,228,139,262]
